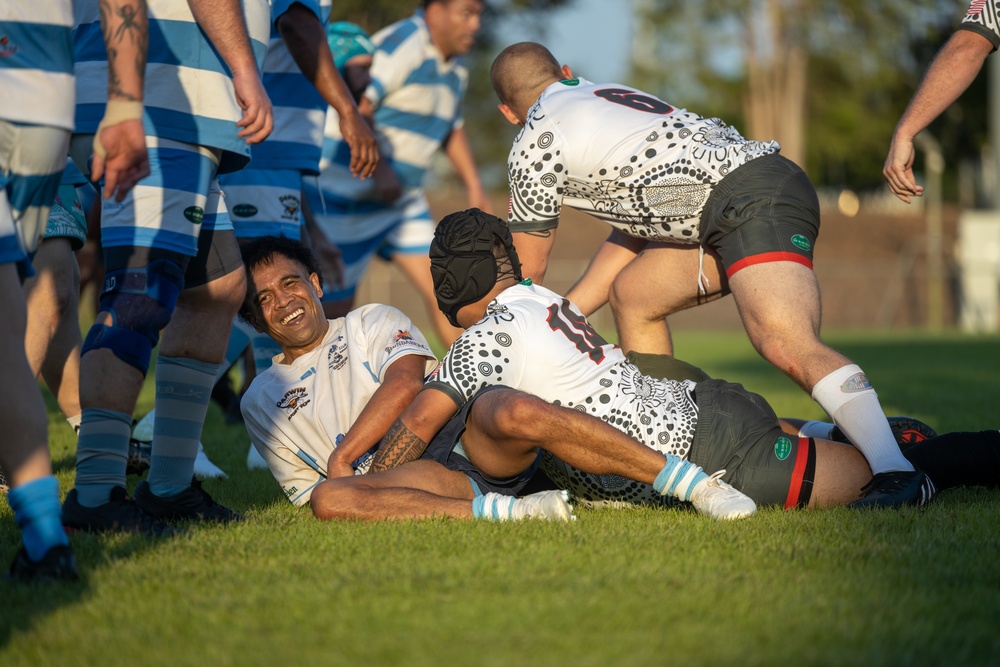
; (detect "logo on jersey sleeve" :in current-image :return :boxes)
[277,387,311,419]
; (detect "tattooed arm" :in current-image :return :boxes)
[93,0,149,201]
[187,0,273,144]
[369,388,459,473]
[327,354,428,479]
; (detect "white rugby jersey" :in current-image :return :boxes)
[0,1,75,129]
[72,0,270,174]
[506,78,779,243]
[961,0,1000,48]
[247,0,330,174]
[426,281,700,506]
[241,304,437,506]
[363,9,467,191]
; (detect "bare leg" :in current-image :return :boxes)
[462,389,669,485]
[310,460,475,521]
[0,263,53,487]
[24,237,83,419]
[392,251,463,348]
[610,243,728,355]
[809,438,872,507]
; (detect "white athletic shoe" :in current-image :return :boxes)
[689,470,756,520]
[132,410,227,478]
[247,444,269,470]
[511,489,576,522]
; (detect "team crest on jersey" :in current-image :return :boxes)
[0,35,19,57]
[279,195,300,220]
[276,387,311,419]
[327,341,348,371]
[485,301,514,324]
[384,329,421,355]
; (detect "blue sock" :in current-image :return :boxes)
[471,492,514,521]
[75,407,132,507]
[8,476,70,561]
[147,355,219,498]
[652,455,708,502]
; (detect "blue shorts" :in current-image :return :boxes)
[421,385,541,497]
[0,120,70,276]
[220,167,303,240]
[73,135,231,256]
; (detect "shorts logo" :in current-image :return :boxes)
[184,206,204,224]
[774,436,792,461]
[279,195,300,220]
[841,372,871,393]
[277,387,311,419]
[0,35,19,57]
[791,234,811,251]
[232,204,258,218]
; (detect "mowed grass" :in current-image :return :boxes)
[2,329,1000,666]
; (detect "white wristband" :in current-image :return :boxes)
[93,100,144,158]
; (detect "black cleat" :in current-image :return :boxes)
[849,469,937,509]
[133,477,244,524]
[831,416,938,450]
[62,486,180,536]
[7,545,79,583]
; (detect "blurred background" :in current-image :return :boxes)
[329,0,1000,341]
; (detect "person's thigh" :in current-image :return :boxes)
[611,241,728,319]
[355,459,475,500]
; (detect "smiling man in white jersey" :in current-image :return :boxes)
[489,42,932,509]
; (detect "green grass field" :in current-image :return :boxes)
[3,330,999,666]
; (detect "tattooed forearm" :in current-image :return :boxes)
[100,0,148,102]
[370,419,428,473]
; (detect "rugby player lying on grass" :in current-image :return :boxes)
[237,234,754,521]
[312,210,1000,516]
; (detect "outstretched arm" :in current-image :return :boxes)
[444,126,492,213]
[326,354,429,478]
[187,0,273,144]
[93,0,150,201]
[884,29,993,203]
[277,4,378,179]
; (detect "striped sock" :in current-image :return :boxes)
[8,476,69,561]
[471,492,516,521]
[146,355,219,498]
[75,408,132,507]
[653,455,709,502]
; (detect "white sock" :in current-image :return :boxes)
[797,420,834,440]
[811,365,913,474]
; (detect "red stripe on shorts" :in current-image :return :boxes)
[726,251,813,279]
[784,436,811,509]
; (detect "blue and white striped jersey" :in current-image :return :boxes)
[0,0,75,130]
[247,0,330,174]
[361,9,467,191]
[72,0,270,174]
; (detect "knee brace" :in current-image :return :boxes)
[82,259,185,375]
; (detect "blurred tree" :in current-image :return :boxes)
[629,0,973,191]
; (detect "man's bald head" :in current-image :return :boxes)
[490,42,564,120]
